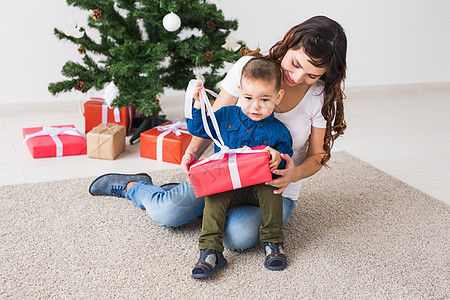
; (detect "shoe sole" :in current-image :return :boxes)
[88,173,152,196]
[264,256,287,271]
[264,263,287,271]
[160,182,180,191]
[160,182,180,187]
[191,259,228,279]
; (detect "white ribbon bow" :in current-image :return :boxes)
[184,79,266,189]
[156,119,189,136]
[23,126,83,157]
[155,119,190,162]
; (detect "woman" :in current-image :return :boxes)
[89,15,347,252]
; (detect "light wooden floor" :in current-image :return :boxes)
[1,85,449,205]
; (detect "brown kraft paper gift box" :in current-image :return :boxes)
[87,123,126,160]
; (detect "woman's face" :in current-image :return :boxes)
[280,48,327,86]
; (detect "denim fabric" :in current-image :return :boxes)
[125,180,296,252]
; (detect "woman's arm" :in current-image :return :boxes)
[267,126,326,194]
[181,88,239,180]
[212,87,240,110]
[293,126,326,180]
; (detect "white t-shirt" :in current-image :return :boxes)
[221,56,327,201]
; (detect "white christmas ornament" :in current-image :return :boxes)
[104,81,120,108]
[194,70,205,83]
[163,12,181,32]
[223,36,240,51]
[64,17,84,38]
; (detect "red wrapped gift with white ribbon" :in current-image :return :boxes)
[184,80,272,197]
[23,125,87,159]
[83,97,134,134]
[140,120,192,164]
[188,145,272,197]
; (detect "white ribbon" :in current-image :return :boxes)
[155,119,190,162]
[184,79,225,151]
[184,81,268,189]
[102,102,108,123]
[113,105,121,123]
[88,98,121,123]
[23,126,83,157]
[228,153,241,189]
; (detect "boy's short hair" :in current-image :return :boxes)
[241,57,282,91]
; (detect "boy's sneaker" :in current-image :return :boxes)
[192,248,228,279]
[264,242,287,270]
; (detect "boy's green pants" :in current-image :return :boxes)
[198,183,284,252]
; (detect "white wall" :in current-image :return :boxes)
[1,0,449,104]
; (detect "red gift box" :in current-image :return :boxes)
[140,121,192,164]
[83,97,135,134]
[188,147,272,197]
[23,125,87,159]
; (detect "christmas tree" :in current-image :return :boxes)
[49,0,245,118]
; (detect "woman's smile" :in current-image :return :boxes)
[285,71,296,84]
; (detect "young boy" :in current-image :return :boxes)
[186,57,293,278]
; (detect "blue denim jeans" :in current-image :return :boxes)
[125,180,296,252]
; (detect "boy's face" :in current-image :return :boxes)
[239,77,284,122]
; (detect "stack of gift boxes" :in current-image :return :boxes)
[22,97,192,164]
[22,91,272,198]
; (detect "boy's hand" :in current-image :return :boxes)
[192,82,203,109]
[193,82,204,102]
[264,146,281,171]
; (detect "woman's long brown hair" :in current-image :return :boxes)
[243,16,347,165]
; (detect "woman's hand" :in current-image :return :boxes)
[266,153,296,194]
[181,151,197,184]
[264,146,281,171]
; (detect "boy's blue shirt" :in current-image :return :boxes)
[186,105,293,169]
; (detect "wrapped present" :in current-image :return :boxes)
[23,125,86,159]
[188,146,272,197]
[83,97,134,134]
[140,120,192,164]
[87,123,126,160]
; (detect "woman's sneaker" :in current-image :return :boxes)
[89,173,152,197]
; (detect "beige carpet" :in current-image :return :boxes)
[1,152,449,299]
